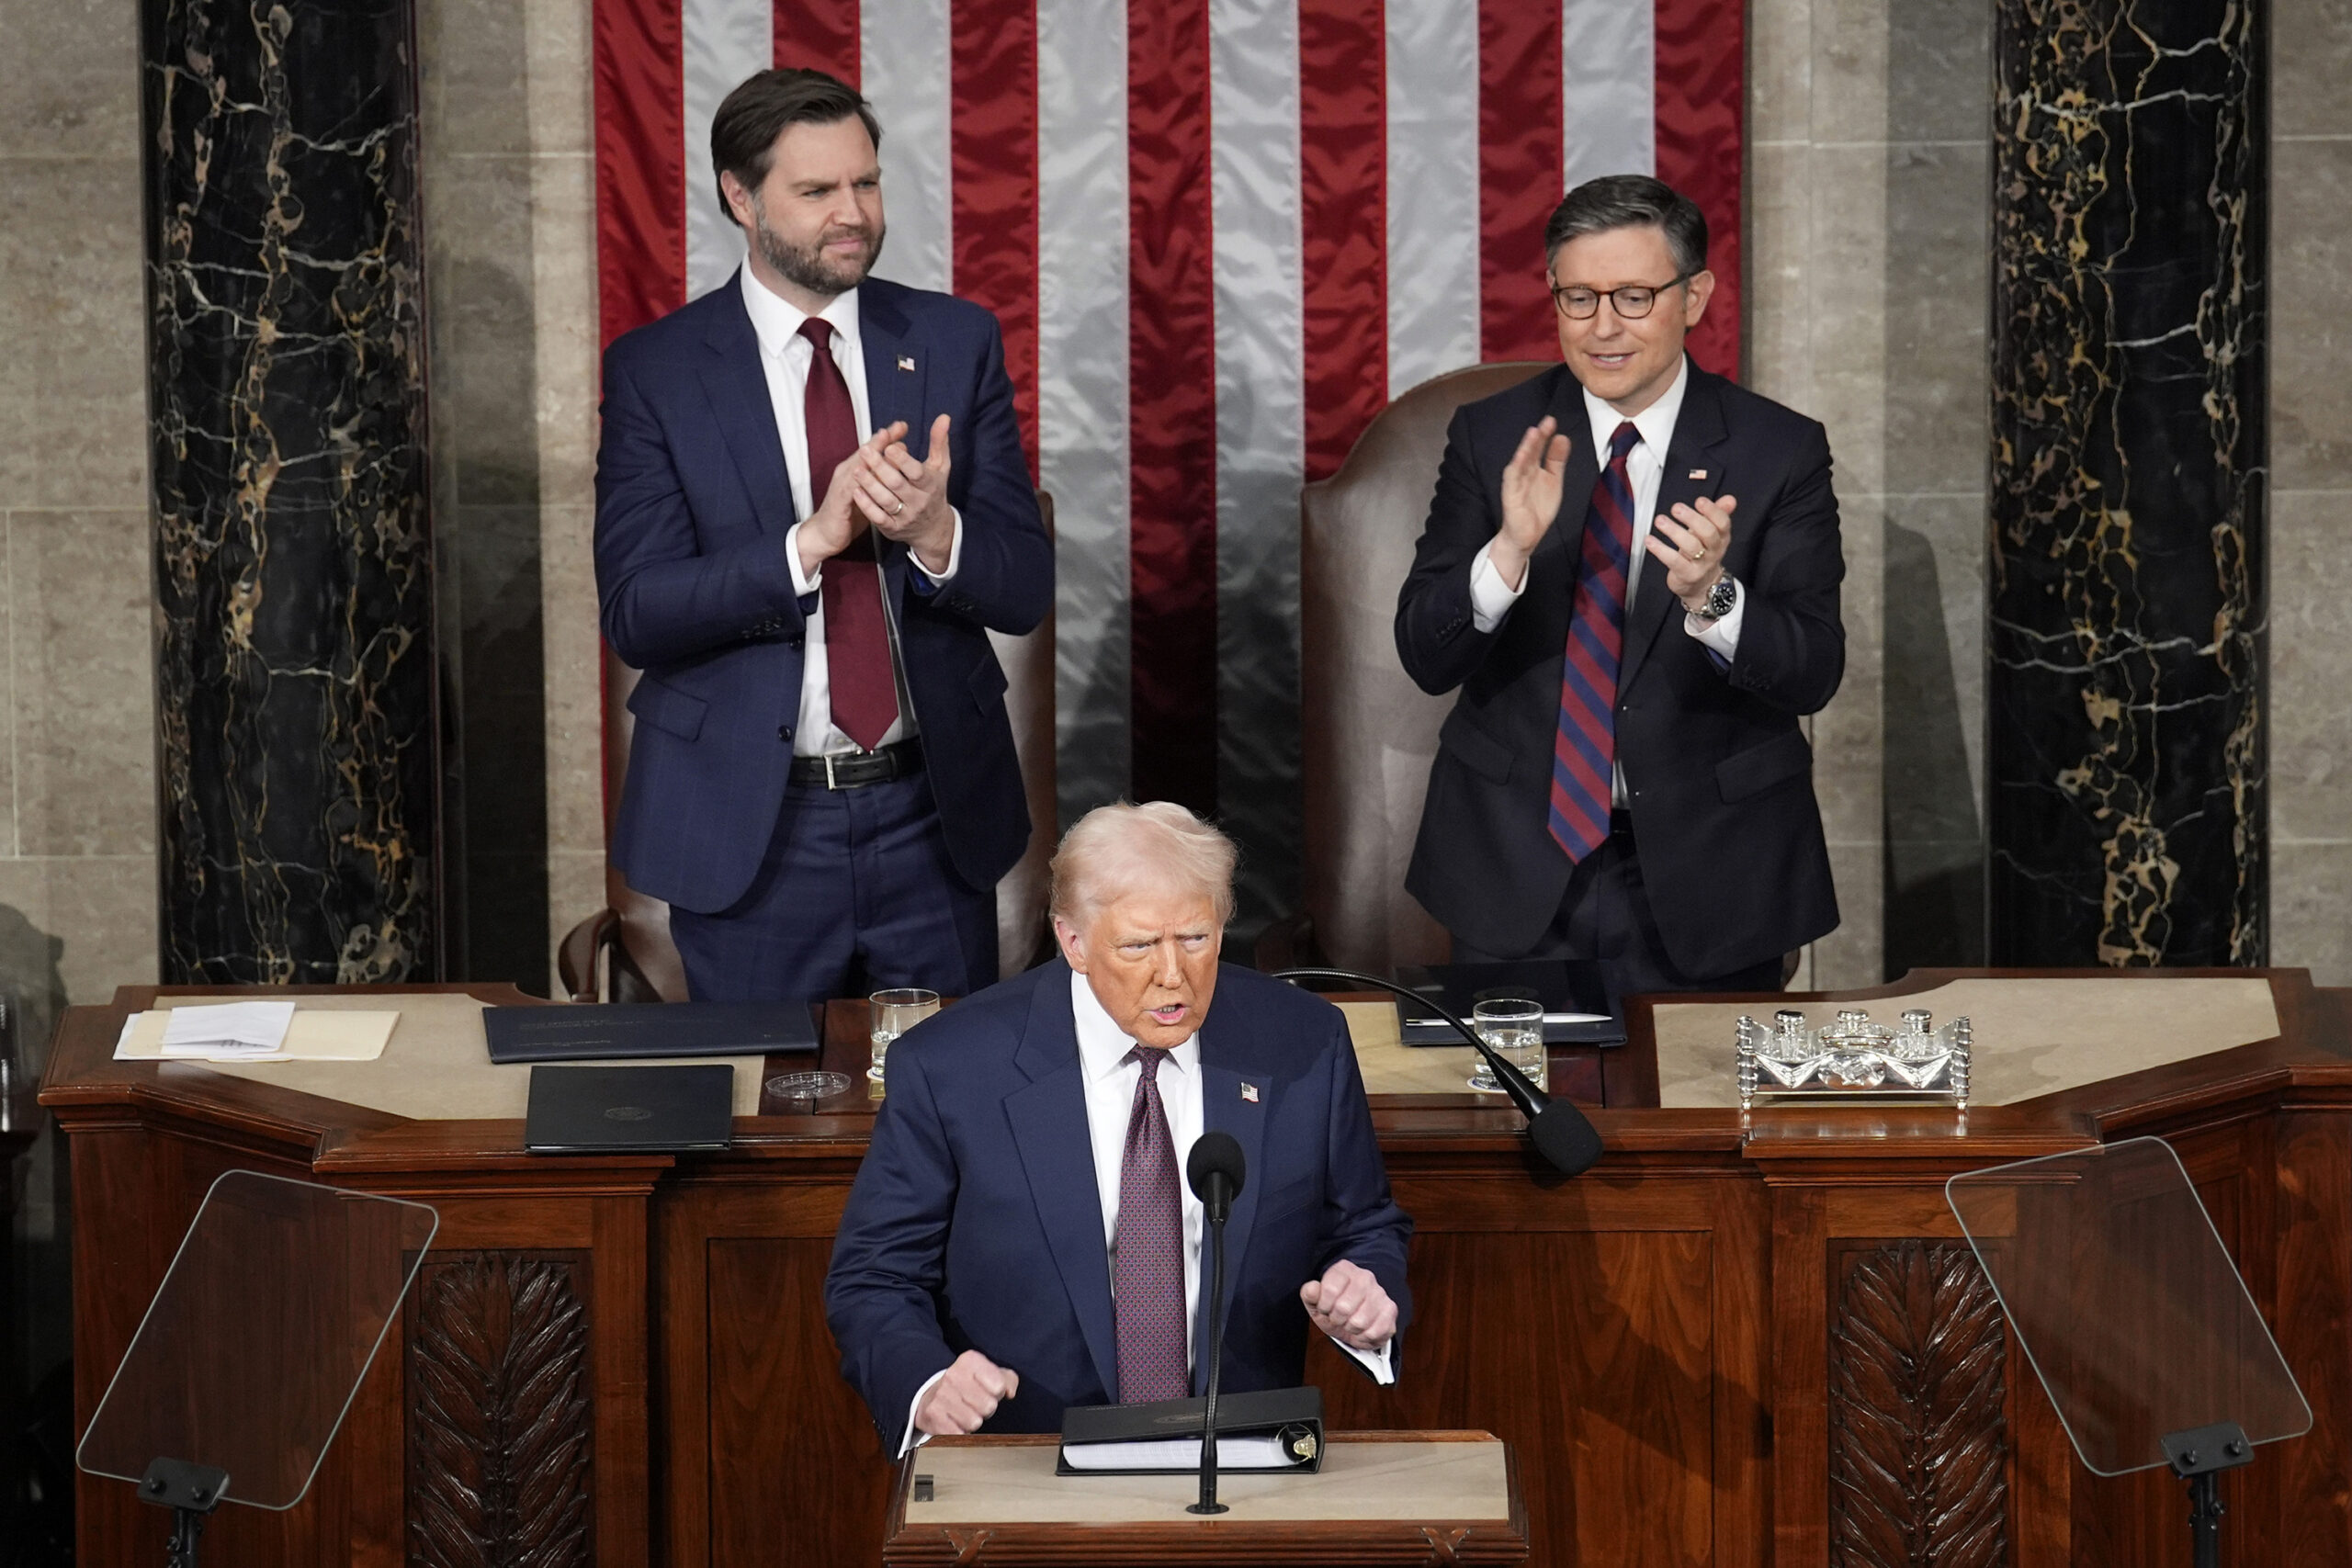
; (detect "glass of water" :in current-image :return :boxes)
[868,987,942,1084]
[1469,998,1547,1095]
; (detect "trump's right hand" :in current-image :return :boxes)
[914,1350,1020,1437]
[1489,415,1572,592]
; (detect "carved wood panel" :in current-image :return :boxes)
[1829,1241,2007,1568]
[405,1250,594,1568]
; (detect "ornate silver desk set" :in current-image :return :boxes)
[1735,1007,1972,1110]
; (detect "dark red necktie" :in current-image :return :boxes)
[798,316,899,750]
[1114,1046,1189,1403]
[1549,421,1641,863]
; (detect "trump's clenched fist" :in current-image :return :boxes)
[914,1349,1020,1438]
[1300,1258,1397,1352]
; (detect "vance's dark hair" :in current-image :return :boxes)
[1543,175,1707,277]
[711,68,882,216]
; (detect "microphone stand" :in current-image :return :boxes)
[1187,1180,1232,1516]
[1273,967,1547,1123]
[1273,966,1603,1176]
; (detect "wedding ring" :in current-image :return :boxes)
[1687,546,1703,561]
[892,500,904,515]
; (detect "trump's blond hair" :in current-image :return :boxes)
[1047,802,1238,929]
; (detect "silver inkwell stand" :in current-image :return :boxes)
[1734,1007,1972,1111]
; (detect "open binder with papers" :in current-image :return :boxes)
[1057,1385,1324,1476]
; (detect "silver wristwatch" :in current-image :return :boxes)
[1693,574,1737,622]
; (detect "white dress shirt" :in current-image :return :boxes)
[1465,358,1743,806]
[737,267,965,758]
[898,970,1395,1455]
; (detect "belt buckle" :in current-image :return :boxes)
[823,753,840,790]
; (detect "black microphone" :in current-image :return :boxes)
[1273,967,1604,1177]
[1186,1130,1246,1222]
[1184,1131,1245,1516]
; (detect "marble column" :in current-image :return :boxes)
[142,0,439,982]
[1986,0,2267,966]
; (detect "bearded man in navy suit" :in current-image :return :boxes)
[1396,175,1846,996]
[595,69,1049,1002]
[826,803,1413,1455]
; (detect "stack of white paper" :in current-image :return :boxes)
[159,1001,298,1059]
[1059,1436,1292,1472]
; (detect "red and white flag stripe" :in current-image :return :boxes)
[594,0,1742,912]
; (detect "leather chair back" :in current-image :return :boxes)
[591,494,1057,1000]
[989,495,1057,974]
[1298,364,1548,976]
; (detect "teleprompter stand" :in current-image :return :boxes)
[1948,1137,2310,1568]
[137,1457,226,1568]
[75,1170,438,1567]
[2162,1422,2253,1568]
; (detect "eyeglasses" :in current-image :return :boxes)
[1549,274,1691,321]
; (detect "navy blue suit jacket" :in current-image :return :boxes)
[594,273,1051,914]
[1395,361,1845,974]
[825,959,1414,1452]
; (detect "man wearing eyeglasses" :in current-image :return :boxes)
[1395,175,1844,996]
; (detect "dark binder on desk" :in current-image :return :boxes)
[484,1001,820,1064]
[1393,959,1625,1046]
[1057,1385,1324,1475]
[524,1064,735,1153]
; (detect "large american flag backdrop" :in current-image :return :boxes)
[594,0,1743,919]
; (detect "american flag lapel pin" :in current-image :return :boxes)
[1689,468,1708,480]
[1241,1081,1260,1103]
[898,355,916,372]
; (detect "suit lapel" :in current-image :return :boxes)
[1192,1008,1270,1390]
[859,284,926,605]
[698,275,797,535]
[1619,361,1729,698]
[1002,965,1119,1402]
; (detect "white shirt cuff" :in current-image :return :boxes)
[786,522,820,597]
[1468,544,1528,635]
[899,1369,951,1459]
[912,507,964,584]
[1685,576,1744,658]
[1330,1331,1396,1385]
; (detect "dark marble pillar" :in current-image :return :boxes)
[1986,0,2267,966]
[141,0,439,982]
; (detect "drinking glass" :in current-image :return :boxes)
[1469,998,1546,1095]
[868,987,942,1084]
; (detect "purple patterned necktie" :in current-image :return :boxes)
[1550,420,1642,863]
[1113,1046,1188,1403]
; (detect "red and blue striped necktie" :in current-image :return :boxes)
[1549,420,1642,864]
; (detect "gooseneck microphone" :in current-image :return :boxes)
[1184,1131,1246,1516]
[1274,967,1604,1177]
[1187,1129,1246,1223]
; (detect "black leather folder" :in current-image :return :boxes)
[1393,959,1625,1046]
[524,1064,735,1153]
[1057,1385,1324,1475]
[485,1001,820,1064]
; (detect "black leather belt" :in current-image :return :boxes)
[789,737,924,789]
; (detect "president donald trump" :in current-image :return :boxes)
[826,802,1413,1452]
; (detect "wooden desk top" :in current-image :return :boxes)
[37,970,2352,1178]
[881,1432,1527,1565]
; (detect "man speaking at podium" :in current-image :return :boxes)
[826,803,1413,1454]
[1396,175,1846,995]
